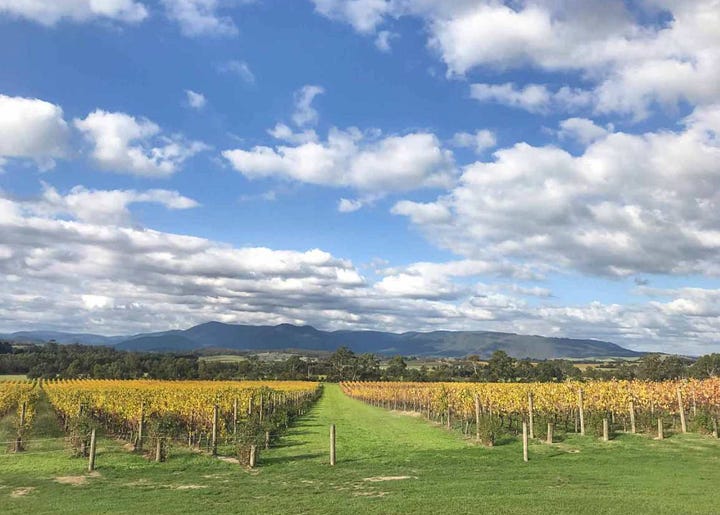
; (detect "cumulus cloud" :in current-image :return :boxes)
[310,1,720,118]
[223,127,454,193]
[394,104,720,277]
[470,83,592,114]
[32,183,199,225]
[452,129,496,154]
[558,118,610,146]
[0,94,69,169]
[292,85,325,127]
[0,0,147,25]
[161,0,238,37]
[374,30,396,52]
[74,110,208,177]
[3,184,720,352]
[185,90,207,110]
[217,60,256,84]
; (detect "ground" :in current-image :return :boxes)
[1,384,719,514]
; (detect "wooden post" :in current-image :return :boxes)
[657,417,664,440]
[15,401,27,452]
[233,398,238,438]
[259,394,264,423]
[712,417,718,438]
[546,422,554,444]
[155,437,163,462]
[528,392,535,440]
[474,395,481,442]
[330,424,336,466]
[135,404,144,452]
[677,389,687,434]
[522,421,529,462]
[602,418,609,442]
[88,429,97,472]
[265,430,270,450]
[249,445,257,468]
[446,406,451,429]
[629,400,636,434]
[211,404,219,456]
[578,388,585,436]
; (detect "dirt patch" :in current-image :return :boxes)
[353,491,389,498]
[55,476,87,486]
[363,476,416,482]
[11,487,35,497]
[217,456,240,464]
[394,411,423,418]
[175,485,208,490]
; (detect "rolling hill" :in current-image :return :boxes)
[4,321,643,359]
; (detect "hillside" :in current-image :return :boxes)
[108,322,641,359]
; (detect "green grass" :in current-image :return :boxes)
[2,384,720,514]
[0,375,28,381]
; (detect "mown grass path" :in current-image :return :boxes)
[2,384,720,514]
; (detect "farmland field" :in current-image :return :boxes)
[2,382,720,514]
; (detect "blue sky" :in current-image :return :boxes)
[1,0,719,354]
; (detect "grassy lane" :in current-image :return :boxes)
[2,384,720,514]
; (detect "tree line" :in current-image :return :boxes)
[1,341,719,382]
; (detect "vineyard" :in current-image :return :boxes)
[2,379,320,465]
[341,379,720,448]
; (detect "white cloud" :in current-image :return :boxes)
[267,123,318,144]
[0,94,69,168]
[311,1,720,118]
[292,85,325,127]
[222,127,455,192]
[32,183,199,225]
[310,0,392,33]
[161,0,237,37]
[452,129,496,154]
[338,198,364,213]
[74,110,208,177]
[374,30,396,52]
[217,60,255,83]
[470,83,592,114]
[558,118,610,146]
[0,0,147,25]
[394,104,720,277]
[185,90,207,110]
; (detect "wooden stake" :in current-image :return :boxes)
[88,429,97,472]
[522,421,529,462]
[155,437,163,462]
[249,445,257,468]
[330,424,336,466]
[677,389,687,434]
[233,398,238,438]
[602,418,609,442]
[629,400,636,434]
[712,417,718,438]
[15,402,27,452]
[657,418,664,440]
[265,430,270,450]
[474,395,481,442]
[578,388,585,436]
[546,422,554,444]
[135,404,144,452]
[211,404,219,456]
[528,392,535,440]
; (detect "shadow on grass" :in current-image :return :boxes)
[261,452,325,464]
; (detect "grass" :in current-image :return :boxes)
[0,375,28,381]
[1,384,720,514]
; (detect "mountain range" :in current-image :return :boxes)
[0,321,643,360]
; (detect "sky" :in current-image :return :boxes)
[1,0,719,354]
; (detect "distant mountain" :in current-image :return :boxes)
[112,322,640,359]
[0,330,125,346]
[2,322,643,359]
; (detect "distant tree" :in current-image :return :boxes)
[487,350,516,382]
[691,354,720,379]
[385,356,407,380]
